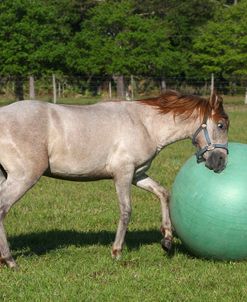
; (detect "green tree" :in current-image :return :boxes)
[191,0,247,83]
[134,0,224,76]
[67,0,183,89]
[0,0,75,99]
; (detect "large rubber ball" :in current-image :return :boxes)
[170,142,247,260]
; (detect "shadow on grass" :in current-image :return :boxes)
[8,229,188,258]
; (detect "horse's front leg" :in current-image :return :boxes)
[134,174,173,252]
[112,165,134,259]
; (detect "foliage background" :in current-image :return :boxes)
[0,0,247,99]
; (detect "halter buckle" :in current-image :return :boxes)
[207,144,215,151]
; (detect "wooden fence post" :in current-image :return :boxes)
[109,80,112,99]
[131,75,134,101]
[52,74,57,104]
[210,73,214,95]
[29,76,35,100]
[161,77,166,93]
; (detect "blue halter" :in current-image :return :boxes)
[192,123,228,163]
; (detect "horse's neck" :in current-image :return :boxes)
[144,111,202,152]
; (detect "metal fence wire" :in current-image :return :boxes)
[1,75,247,103]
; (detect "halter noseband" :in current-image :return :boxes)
[192,122,228,163]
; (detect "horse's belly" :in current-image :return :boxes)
[47,153,111,180]
[47,167,112,181]
[45,170,111,181]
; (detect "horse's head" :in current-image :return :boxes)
[192,92,229,173]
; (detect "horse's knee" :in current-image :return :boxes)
[121,206,131,225]
[121,211,131,225]
[161,189,170,201]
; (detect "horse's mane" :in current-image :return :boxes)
[138,90,217,120]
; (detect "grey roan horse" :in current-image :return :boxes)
[0,90,229,268]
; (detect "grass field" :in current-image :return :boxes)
[1,97,247,301]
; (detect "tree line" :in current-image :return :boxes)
[0,0,246,100]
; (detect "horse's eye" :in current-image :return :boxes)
[217,123,224,129]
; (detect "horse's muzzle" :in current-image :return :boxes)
[205,150,227,173]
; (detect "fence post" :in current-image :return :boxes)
[29,76,35,100]
[131,75,134,101]
[210,73,214,95]
[109,80,112,99]
[113,75,125,99]
[52,74,57,104]
[58,81,61,98]
[161,77,166,93]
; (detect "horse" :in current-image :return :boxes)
[0,90,229,268]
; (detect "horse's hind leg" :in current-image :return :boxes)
[0,169,44,268]
[134,174,173,252]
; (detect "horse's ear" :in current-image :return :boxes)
[209,91,223,109]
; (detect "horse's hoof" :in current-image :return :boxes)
[161,238,172,252]
[0,257,18,270]
[7,261,18,270]
[0,257,5,266]
[111,249,122,260]
[2,257,18,270]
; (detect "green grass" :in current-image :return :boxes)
[1,101,247,301]
[222,95,246,105]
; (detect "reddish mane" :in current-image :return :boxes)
[138,90,222,120]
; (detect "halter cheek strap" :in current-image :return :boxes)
[192,123,228,163]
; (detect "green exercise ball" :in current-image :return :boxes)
[170,142,247,260]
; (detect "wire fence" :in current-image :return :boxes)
[1,75,247,103]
